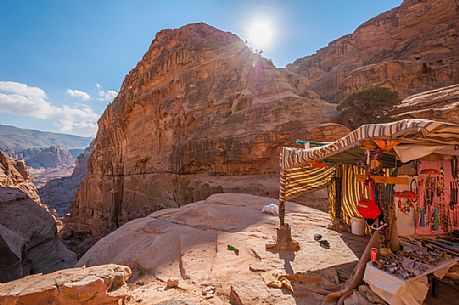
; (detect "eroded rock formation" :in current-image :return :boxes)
[0,152,77,282]
[0,189,77,282]
[63,23,336,254]
[39,146,92,216]
[0,150,39,202]
[287,0,459,102]
[5,146,75,170]
[394,84,459,123]
[0,264,131,305]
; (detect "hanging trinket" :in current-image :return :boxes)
[451,180,458,226]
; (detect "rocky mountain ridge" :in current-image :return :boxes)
[0,124,92,150]
[5,146,75,170]
[286,0,459,102]
[63,23,337,254]
[64,0,459,254]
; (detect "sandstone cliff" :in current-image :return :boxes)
[63,23,336,254]
[0,151,77,282]
[287,0,459,102]
[394,84,459,123]
[39,146,92,216]
[5,146,75,170]
[0,150,39,202]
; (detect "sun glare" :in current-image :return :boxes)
[248,21,273,51]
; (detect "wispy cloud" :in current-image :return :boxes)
[0,81,99,136]
[66,89,91,101]
[96,83,118,102]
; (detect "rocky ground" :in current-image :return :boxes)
[0,264,131,305]
[1,193,458,304]
[77,193,369,305]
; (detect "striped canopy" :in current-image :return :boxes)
[281,119,459,171]
[278,119,459,229]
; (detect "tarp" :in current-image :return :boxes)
[280,119,459,171]
[279,119,459,226]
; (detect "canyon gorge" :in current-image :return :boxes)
[1,1,459,303]
[63,0,459,255]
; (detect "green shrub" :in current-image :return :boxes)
[337,86,400,129]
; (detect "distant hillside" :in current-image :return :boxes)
[0,125,93,150]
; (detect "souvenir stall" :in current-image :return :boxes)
[271,119,459,305]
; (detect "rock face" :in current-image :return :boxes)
[394,84,459,123]
[77,193,368,305]
[0,264,131,305]
[5,146,79,189]
[63,23,336,253]
[0,150,77,282]
[0,150,39,203]
[5,146,75,170]
[39,146,92,216]
[307,123,351,142]
[287,0,459,102]
[0,187,77,282]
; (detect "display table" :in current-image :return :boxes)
[363,259,458,305]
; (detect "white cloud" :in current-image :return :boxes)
[98,90,118,101]
[66,89,91,101]
[0,81,99,136]
[0,81,46,98]
[96,83,118,102]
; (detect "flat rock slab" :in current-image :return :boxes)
[78,193,369,305]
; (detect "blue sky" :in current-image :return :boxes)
[0,0,402,136]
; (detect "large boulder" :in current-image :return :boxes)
[0,187,77,282]
[0,264,131,305]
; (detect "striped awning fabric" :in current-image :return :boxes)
[281,119,459,171]
[278,119,459,230]
[280,165,335,202]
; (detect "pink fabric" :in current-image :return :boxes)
[415,160,459,235]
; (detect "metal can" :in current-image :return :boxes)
[384,264,398,274]
[370,248,378,263]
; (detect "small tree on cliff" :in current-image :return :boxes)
[337,86,400,129]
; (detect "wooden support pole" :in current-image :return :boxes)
[335,165,343,219]
[279,199,286,226]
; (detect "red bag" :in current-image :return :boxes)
[358,180,381,219]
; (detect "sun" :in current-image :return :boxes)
[248,21,273,51]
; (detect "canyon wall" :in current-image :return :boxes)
[394,83,459,122]
[0,151,76,282]
[63,23,336,254]
[5,146,75,170]
[39,146,92,216]
[287,0,459,102]
[0,150,40,202]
